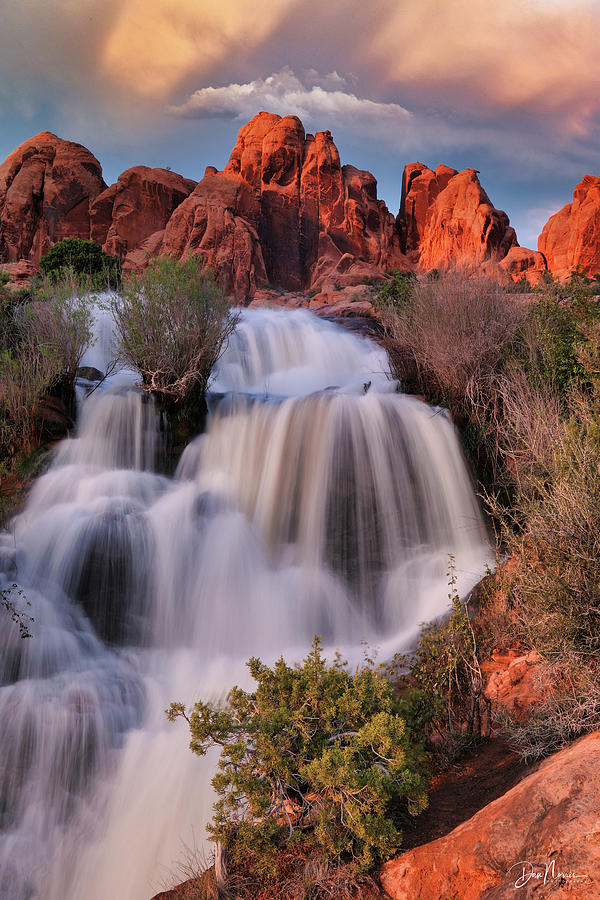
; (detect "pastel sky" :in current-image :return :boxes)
[1,0,599,248]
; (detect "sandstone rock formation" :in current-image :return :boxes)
[381,730,600,899]
[162,112,407,299]
[538,175,600,279]
[0,132,106,264]
[399,162,518,271]
[499,246,547,284]
[90,166,196,269]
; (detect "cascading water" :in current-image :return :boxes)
[0,306,490,899]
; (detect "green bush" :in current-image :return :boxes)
[374,269,415,313]
[113,256,238,412]
[394,558,487,762]
[168,637,428,878]
[0,270,95,464]
[39,238,121,289]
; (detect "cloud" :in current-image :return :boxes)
[99,0,297,99]
[371,0,600,130]
[168,68,412,133]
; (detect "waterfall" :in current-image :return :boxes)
[0,307,490,899]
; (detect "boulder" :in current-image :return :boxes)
[161,171,268,301]
[538,175,600,279]
[499,246,547,284]
[0,132,106,264]
[381,730,600,899]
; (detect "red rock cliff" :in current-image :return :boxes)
[538,174,600,279]
[162,112,407,299]
[0,132,106,264]
[90,166,196,268]
[399,162,518,270]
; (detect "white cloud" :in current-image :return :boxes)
[167,68,412,132]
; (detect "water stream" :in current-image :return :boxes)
[0,307,490,899]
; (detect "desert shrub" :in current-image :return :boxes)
[498,660,600,761]
[467,365,562,499]
[113,257,239,412]
[0,271,95,462]
[39,238,121,289]
[488,394,600,660]
[394,558,487,762]
[167,637,428,879]
[381,271,523,416]
[32,271,96,399]
[374,269,415,313]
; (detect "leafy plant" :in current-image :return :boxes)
[394,557,487,761]
[167,637,428,878]
[374,269,415,313]
[113,256,239,410]
[0,270,95,463]
[39,238,121,289]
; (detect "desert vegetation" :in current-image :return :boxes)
[0,251,239,474]
[378,266,600,761]
[168,637,428,894]
[113,256,238,408]
[0,266,95,469]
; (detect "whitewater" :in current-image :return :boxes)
[0,307,490,899]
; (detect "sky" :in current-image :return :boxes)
[1,0,600,248]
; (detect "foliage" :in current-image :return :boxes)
[488,394,600,659]
[380,271,523,416]
[1,584,33,639]
[522,286,600,396]
[39,238,121,289]
[0,270,95,463]
[32,270,96,395]
[374,269,415,313]
[167,637,428,878]
[113,256,239,410]
[394,558,487,761]
[498,659,600,761]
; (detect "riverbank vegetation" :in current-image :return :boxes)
[112,256,239,444]
[168,637,429,894]
[0,251,238,476]
[378,266,600,761]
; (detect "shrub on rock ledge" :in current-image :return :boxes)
[167,637,429,879]
[113,256,238,413]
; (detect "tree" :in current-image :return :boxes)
[113,256,239,410]
[167,637,429,878]
[39,238,121,289]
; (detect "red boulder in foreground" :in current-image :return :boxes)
[381,730,600,899]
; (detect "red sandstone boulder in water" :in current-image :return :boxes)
[538,175,600,279]
[399,162,517,271]
[90,166,196,266]
[380,730,600,899]
[0,132,106,264]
